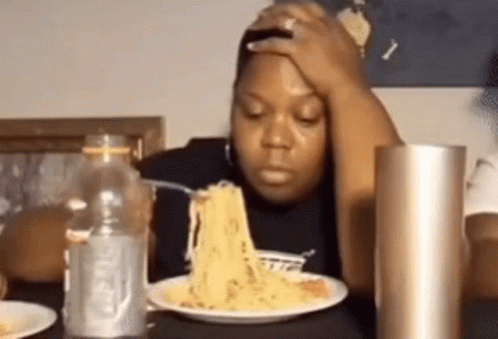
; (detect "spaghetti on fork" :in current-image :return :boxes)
[164,181,329,311]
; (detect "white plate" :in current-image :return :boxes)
[148,273,348,325]
[0,301,57,338]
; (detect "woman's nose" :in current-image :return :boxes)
[261,114,293,149]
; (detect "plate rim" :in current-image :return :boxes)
[0,300,57,338]
[147,272,348,320]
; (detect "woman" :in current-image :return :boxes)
[138,3,401,296]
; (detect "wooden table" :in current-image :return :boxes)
[8,282,498,338]
[7,282,375,339]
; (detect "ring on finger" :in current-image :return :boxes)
[284,17,297,31]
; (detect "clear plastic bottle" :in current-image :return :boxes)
[63,134,152,339]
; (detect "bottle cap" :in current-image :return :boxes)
[82,134,130,155]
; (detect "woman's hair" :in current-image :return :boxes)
[232,1,343,87]
[233,28,293,88]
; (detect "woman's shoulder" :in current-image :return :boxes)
[136,137,231,188]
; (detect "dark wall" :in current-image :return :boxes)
[276,0,498,87]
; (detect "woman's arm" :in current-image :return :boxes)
[466,213,498,242]
[465,214,498,300]
[245,2,402,295]
[327,81,401,296]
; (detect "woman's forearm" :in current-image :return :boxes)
[328,83,401,164]
[327,83,402,295]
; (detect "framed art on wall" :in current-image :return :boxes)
[0,117,163,234]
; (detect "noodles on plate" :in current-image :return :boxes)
[0,321,12,336]
[163,181,329,311]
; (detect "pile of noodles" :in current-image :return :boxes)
[0,321,13,336]
[164,181,329,311]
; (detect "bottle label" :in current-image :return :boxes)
[65,235,146,337]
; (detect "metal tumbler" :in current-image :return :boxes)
[375,144,466,339]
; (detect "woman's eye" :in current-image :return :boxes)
[235,93,270,120]
[240,103,266,118]
[295,106,323,126]
[299,115,317,122]
[298,119,318,127]
[296,113,320,126]
[246,108,264,118]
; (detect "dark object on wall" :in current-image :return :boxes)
[277,0,498,87]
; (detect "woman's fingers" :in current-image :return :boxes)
[261,3,328,20]
[257,3,313,23]
[249,3,327,33]
[245,3,365,96]
[248,13,300,33]
[303,2,329,18]
[246,36,296,56]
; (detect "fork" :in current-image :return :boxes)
[141,179,197,196]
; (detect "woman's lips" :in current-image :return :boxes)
[258,168,294,185]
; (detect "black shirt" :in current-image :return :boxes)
[137,138,341,281]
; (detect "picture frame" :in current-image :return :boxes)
[0,116,164,233]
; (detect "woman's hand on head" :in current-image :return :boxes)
[247,3,367,98]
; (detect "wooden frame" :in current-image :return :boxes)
[0,117,164,161]
[0,117,164,235]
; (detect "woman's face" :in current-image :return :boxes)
[232,54,327,205]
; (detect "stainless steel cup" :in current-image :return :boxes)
[375,144,466,339]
